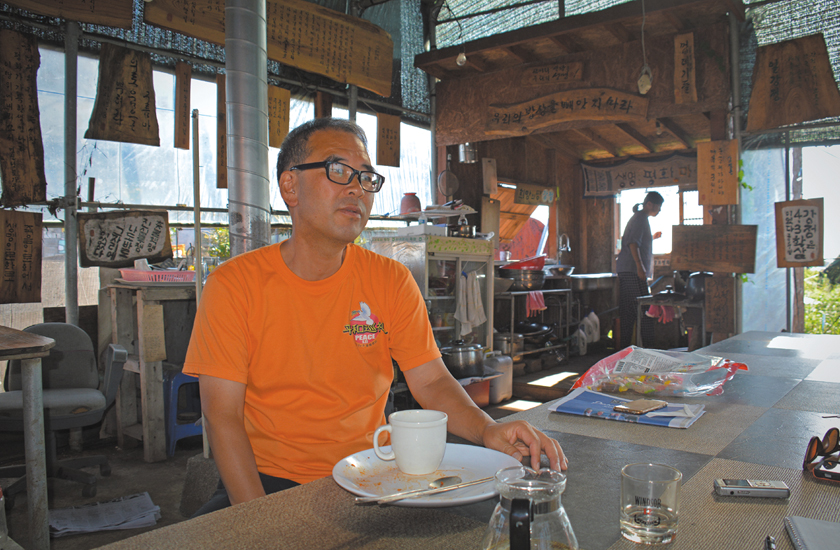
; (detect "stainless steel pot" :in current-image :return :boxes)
[498,268,545,291]
[440,339,484,379]
[493,332,524,360]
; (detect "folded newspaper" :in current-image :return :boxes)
[49,492,161,537]
[549,388,705,429]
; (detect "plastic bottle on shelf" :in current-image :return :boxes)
[586,310,601,343]
[485,351,513,404]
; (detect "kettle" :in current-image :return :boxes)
[557,234,571,266]
[482,467,578,550]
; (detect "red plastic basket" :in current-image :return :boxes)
[119,269,196,282]
[503,255,547,270]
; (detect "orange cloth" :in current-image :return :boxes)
[183,243,440,484]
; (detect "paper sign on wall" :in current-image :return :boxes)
[84,43,160,146]
[78,210,171,268]
[174,61,191,150]
[0,30,47,207]
[376,113,400,167]
[774,198,823,268]
[0,210,42,304]
[268,85,291,148]
[697,140,738,205]
[514,183,555,206]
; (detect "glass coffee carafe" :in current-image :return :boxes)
[482,466,578,550]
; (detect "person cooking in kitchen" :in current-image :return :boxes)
[617,191,664,349]
[184,117,567,515]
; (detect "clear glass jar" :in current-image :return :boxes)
[482,466,578,550]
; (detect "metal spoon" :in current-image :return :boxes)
[354,475,463,505]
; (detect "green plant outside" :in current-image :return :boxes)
[207,228,230,258]
[805,267,840,335]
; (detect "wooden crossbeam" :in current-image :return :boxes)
[574,128,618,157]
[658,117,695,149]
[614,123,653,153]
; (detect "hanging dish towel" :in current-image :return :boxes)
[455,271,487,337]
[526,291,546,317]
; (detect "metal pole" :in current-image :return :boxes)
[193,109,203,305]
[226,0,271,257]
[729,11,743,336]
[64,21,80,325]
[21,357,49,550]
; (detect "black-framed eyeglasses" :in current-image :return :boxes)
[290,161,385,193]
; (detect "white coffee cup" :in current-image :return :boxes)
[373,409,448,475]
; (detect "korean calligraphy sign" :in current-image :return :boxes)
[582,152,696,197]
[268,85,291,148]
[174,62,191,150]
[486,88,648,136]
[0,210,42,304]
[521,62,584,87]
[674,33,697,104]
[376,113,400,167]
[514,183,555,206]
[145,0,393,97]
[774,198,823,268]
[0,30,47,207]
[697,140,738,205]
[747,34,840,132]
[671,225,757,274]
[84,43,161,146]
[6,0,133,28]
[705,274,734,334]
[78,210,172,268]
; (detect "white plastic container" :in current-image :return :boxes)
[486,352,513,404]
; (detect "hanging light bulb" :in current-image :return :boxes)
[655,120,663,136]
[456,46,467,67]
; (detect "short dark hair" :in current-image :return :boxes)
[275,118,368,181]
[644,191,665,206]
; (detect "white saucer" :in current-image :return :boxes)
[332,443,520,507]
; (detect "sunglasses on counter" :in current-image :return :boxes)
[803,427,839,471]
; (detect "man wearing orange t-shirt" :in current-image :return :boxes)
[184,118,567,515]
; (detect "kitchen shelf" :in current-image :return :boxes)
[494,288,572,362]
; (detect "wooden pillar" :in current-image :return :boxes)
[315,92,333,118]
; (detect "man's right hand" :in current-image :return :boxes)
[636,264,647,282]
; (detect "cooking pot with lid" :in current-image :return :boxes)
[493,332,524,360]
[440,339,484,379]
[685,272,713,302]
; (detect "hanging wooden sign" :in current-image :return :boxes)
[268,85,291,148]
[0,210,42,304]
[486,88,648,136]
[78,210,172,268]
[705,274,734,334]
[697,140,739,205]
[376,113,400,167]
[5,0,134,29]
[674,33,697,104]
[582,152,696,197]
[144,0,393,97]
[774,198,823,268]
[521,61,584,87]
[84,43,161,146]
[0,30,47,207]
[746,34,840,132]
[216,74,227,189]
[514,183,555,206]
[671,225,757,274]
[174,62,191,150]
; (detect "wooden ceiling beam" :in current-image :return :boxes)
[548,34,578,54]
[531,133,582,161]
[614,123,653,153]
[606,22,634,44]
[500,211,532,222]
[417,0,734,71]
[574,128,618,157]
[463,55,489,72]
[657,117,695,149]
[503,44,534,63]
[663,11,687,32]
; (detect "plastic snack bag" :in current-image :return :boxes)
[572,346,748,397]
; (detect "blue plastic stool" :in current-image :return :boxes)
[163,371,203,457]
